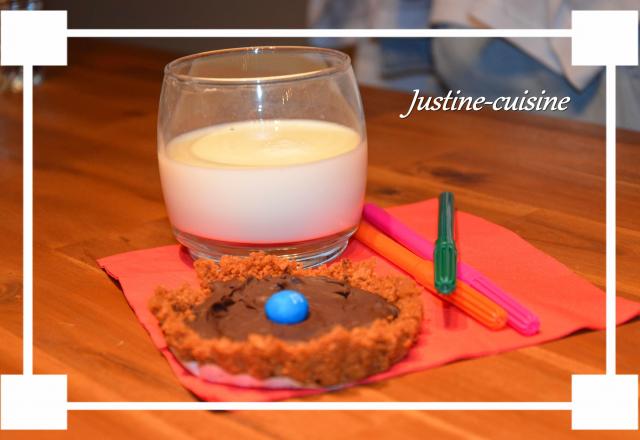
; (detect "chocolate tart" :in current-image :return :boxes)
[149,253,423,387]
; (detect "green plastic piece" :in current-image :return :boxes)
[434,192,457,294]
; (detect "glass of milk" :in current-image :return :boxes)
[158,46,366,267]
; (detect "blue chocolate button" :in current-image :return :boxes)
[264,290,309,325]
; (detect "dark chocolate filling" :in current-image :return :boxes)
[187,275,399,341]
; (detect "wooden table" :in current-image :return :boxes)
[0,41,638,439]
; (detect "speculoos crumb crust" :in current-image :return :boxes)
[149,252,423,387]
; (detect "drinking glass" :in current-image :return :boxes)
[158,46,367,267]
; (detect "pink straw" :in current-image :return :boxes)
[362,203,540,335]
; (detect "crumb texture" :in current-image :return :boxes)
[149,253,423,387]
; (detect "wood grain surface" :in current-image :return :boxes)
[0,40,638,439]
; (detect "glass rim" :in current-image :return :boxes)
[164,45,352,85]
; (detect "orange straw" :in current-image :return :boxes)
[355,220,508,330]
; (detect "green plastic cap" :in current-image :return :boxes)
[434,192,457,294]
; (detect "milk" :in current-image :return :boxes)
[158,119,366,244]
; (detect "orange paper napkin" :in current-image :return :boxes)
[98,199,640,401]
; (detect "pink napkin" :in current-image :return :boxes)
[98,199,640,401]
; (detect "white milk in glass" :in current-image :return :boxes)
[158,119,366,244]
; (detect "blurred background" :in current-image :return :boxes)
[2,0,639,129]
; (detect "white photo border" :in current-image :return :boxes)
[1,10,638,430]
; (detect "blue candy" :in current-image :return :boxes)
[264,290,309,325]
